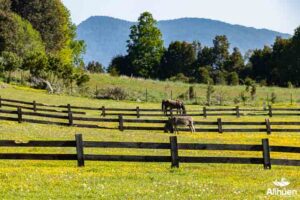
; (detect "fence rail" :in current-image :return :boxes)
[1,107,300,133]
[0,134,299,168]
[1,97,300,118]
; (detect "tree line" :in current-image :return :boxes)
[0,0,89,92]
[107,12,300,87]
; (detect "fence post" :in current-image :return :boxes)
[236,106,240,118]
[33,101,37,112]
[118,115,124,131]
[217,118,223,133]
[101,106,106,117]
[268,105,272,117]
[170,136,179,168]
[262,139,271,169]
[203,107,207,118]
[67,104,71,113]
[136,106,140,118]
[17,107,22,123]
[265,119,271,135]
[68,112,73,126]
[75,134,85,167]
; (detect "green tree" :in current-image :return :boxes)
[227,72,239,85]
[224,47,244,73]
[22,51,48,78]
[0,11,45,57]
[197,67,212,84]
[1,51,22,83]
[127,12,164,78]
[212,35,230,70]
[160,41,196,79]
[86,61,104,73]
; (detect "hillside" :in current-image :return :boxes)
[77,16,291,66]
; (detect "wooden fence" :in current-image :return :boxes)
[0,134,299,168]
[1,107,300,133]
[1,97,300,118]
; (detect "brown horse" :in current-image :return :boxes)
[161,99,186,115]
[164,116,195,133]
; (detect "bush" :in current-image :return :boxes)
[168,73,189,83]
[95,87,128,100]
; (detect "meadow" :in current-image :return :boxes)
[0,83,299,199]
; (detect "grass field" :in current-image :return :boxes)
[0,83,299,199]
[87,74,300,105]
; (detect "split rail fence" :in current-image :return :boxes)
[1,97,300,119]
[0,106,300,133]
[0,134,299,168]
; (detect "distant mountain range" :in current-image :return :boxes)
[77,16,290,66]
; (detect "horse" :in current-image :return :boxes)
[164,116,195,134]
[161,99,186,115]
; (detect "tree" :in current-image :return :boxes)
[11,0,72,53]
[0,11,45,57]
[107,55,130,76]
[0,0,11,11]
[127,12,164,78]
[22,51,48,78]
[197,67,212,84]
[86,61,104,73]
[160,41,196,79]
[206,82,215,106]
[227,72,239,85]
[224,47,244,73]
[1,51,22,83]
[212,35,230,70]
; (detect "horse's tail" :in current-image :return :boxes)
[182,104,186,114]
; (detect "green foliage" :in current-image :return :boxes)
[0,0,11,11]
[127,12,164,78]
[86,61,104,73]
[107,55,129,76]
[197,67,212,84]
[214,70,226,85]
[22,51,48,78]
[0,11,45,57]
[271,92,277,104]
[206,82,215,106]
[160,41,196,79]
[239,91,248,106]
[0,51,22,82]
[168,73,189,83]
[227,72,239,85]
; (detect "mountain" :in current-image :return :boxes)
[77,16,291,66]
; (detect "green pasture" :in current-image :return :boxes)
[0,84,299,199]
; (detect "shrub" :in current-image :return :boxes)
[168,73,189,83]
[271,92,277,104]
[95,87,128,100]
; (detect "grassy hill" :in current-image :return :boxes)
[86,74,299,106]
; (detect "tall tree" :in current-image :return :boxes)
[212,35,230,70]
[159,41,196,79]
[127,12,164,78]
[0,11,45,57]
[224,47,244,73]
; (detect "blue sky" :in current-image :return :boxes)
[62,0,300,34]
